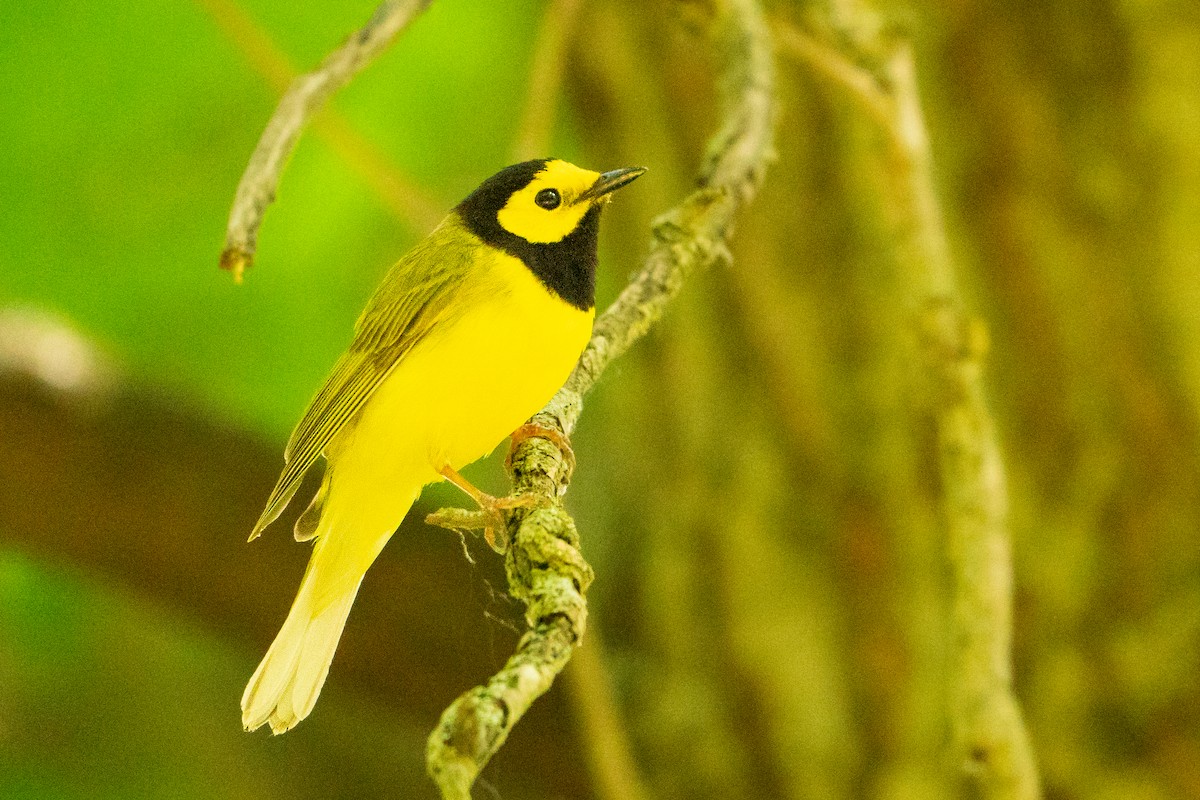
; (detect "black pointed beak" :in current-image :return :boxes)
[577,166,647,203]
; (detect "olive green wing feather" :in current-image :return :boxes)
[249,220,474,540]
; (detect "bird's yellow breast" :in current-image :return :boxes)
[336,247,593,489]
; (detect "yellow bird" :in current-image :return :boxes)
[241,159,645,734]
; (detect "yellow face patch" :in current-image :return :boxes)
[496,160,603,244]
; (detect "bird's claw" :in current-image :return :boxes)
[506,422,576,481]
[427,486,542,552]
[475,491,540,551]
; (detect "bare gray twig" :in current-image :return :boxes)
[219,0,433,282]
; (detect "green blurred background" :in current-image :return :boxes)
[3,0,1200,798]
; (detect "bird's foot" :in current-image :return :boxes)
[506,422,576,480]
[477,491,540,551]
[434,464,541,551]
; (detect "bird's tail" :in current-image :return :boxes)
[240,535,362,734]
[241,474,419,734]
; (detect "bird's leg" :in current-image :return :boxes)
[438,464,488,506]
[505,422,576,480]
[437,464,537,551]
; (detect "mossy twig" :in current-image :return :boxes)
[427,503,593,797]
[218,0,435,282]
[778,15,1042,799]
[544,0,775,435]
[425,0,776,796]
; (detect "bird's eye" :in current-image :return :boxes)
[534,188,561,210]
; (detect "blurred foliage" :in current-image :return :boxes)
[3,0,1200,798]
[0,550,432,800]
[0,0,552,439]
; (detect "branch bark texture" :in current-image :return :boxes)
[219,0,433,282]
[426,0,776,796]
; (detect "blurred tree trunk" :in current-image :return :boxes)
[562,1,1200,798]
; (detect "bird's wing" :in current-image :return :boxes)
[249,221,473,540]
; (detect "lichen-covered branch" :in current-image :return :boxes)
[219,0,433,282]
[538,0,775,439]
[891,48,1040,798]
[778,16,1042,800]
[425,504,593,797]
[425,0,776,796]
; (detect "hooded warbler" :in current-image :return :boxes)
[241,158,645,734]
